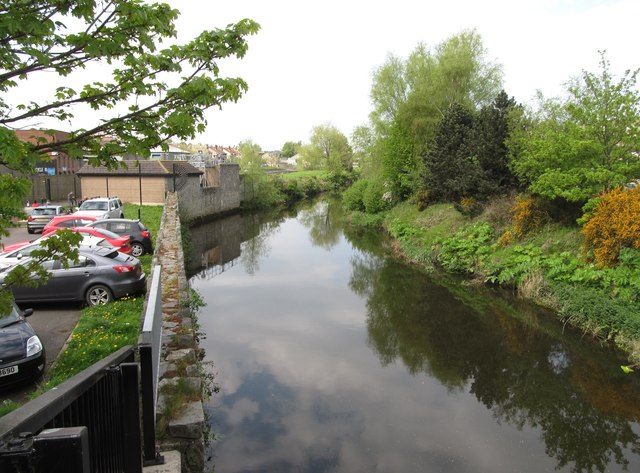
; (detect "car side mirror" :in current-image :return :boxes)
[23,308,34,317]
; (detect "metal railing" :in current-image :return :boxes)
[0,347,141,473]
[138,264,163,465]
[0,265,166,472]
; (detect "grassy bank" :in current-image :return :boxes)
[382,197,640,365]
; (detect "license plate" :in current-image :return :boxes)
[0,365,18,377]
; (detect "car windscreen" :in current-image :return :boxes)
[80,202,107,211]
[32,208,55,216]
[0,304,21,328]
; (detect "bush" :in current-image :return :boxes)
[363,180,391,214]
[343,179,369,212]
[581,186,640,267]
[415,190,430,211]
[499,194,549,245]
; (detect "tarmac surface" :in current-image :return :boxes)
[0,215,81,402]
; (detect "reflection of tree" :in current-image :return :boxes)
[349,252,640,473]
[298,197,344,250]
[239,212,283,275]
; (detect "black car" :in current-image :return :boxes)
[0,303,45,389]
[87,219,153,257]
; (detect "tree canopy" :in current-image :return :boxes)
[0,0,259,310]
[298,123,353,173]
[509,52,640,203]
[1,0,259,185]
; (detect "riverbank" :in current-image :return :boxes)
[375,198,640,366]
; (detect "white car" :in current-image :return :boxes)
[0,235,112,269]
[74,197,124,220]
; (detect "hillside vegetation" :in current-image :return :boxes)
[378,195,640,364]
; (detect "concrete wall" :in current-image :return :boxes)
[177,163,240,223]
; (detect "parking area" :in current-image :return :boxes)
[0,223,81,400]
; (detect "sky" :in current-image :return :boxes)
[162,0,639,151]
[11,0,639,152]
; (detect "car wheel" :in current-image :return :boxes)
[120,213,124,218]
[27,228,34,234]
[131,242,145,257]
[86,284,113,306]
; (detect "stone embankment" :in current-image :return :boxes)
[145,192,206,473]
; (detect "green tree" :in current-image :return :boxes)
[365,30,503,204]
[281,141,302,158]
[382,118,418,201]
[423,103,482,202]
[298,123,353,172]
[469,90,520,194]
[0,0,259,310]
[350,125,379,177]
[509,52,640,203]
[401,29,503,153]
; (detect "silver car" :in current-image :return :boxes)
[26,205,66,234]
[0,246,146,306]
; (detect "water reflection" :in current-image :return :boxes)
[189,196,640,473]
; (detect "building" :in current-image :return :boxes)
[14,129,85,174]
[76,160,203,205]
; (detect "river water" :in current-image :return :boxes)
[188,196,640,473]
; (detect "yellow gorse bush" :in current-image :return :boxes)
[581,186,640,267]
[498,195,548,246]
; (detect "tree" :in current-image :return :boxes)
[0,0,259,310]
[1,0,259,198]
[469,90,520,194]
[281,141,302,158]
[423,103,482,202]
[298,123,353,173]
[509,52,640,203]
[365,30,503,203]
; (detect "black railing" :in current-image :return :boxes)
[0,347,141,473]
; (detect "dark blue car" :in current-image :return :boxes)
[0,303,45,389]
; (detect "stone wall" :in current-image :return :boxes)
[153,192,206,473]
[177,163,240,223]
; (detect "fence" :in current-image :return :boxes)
[0,266,165,473]
[0,347,140,473]
[139,264,163,465]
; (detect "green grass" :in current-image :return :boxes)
[279,169,328,180]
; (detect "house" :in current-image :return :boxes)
[149,145,192,161]
[76,160,203,205]
[14,129,84,174]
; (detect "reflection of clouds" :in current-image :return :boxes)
[547,343,571,375]
[191,216,617,473]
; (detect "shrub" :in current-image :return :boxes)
[343,179,369,212]
[454,196,483,217]
[581,186,640,267]
[363,180,391,214]
[499,194,548,243]
[415,190,430,211]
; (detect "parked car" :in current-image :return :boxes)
[0,235,113,269]
[0,246,147,306]
[87,219,153,257]
[41,214,97,236]
[26,205,66,234]
[45,227,133,255]
[42,214,97,236]
[74,197,124,220]
[0,303,45,389]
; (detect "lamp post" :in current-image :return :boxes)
[138,160,142,220]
